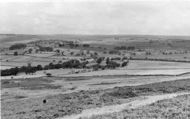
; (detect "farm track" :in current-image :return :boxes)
[60,92,190,119]
[1,68,190,80]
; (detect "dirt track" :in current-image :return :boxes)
[60,92,190,119]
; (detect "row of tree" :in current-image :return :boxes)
[1,64,43,76]
[1,58,129,76]
[1,59,87,76]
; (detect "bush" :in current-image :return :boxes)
[83,44,90,47]
[9,43,26,50]
[46,73,52,77]
[96,57,104,64]
[106,61,120,69]
[121,61,129,67]
[38,46,53,52]
[14,51,18,56]
[109,50,120,55]
[111,57,121,60]
[114,46,127,50]
[107,87,137,98]
[1,67,19,76]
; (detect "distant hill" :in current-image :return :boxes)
[0,34,190,48]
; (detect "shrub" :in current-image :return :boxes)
[121,61,129,67]
[106,61,120,69]
[46,73,52,77]
[9,43,26,50]
[109,50,120,55]
[106,87,137,98]
[96,57,104,64]
[83,44,90,47]
[38,46,53,52]
[114,46,127,50]
[14,51,18,56]
[127,46,135,50]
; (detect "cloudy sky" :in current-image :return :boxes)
[0,0,190,35]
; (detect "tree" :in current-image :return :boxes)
[96,57,103,64]
[14,51,18,56]
[83,44,90,47]
[87,50,90,54]
[94,52,98,56]
[25,63,36,74]
[1,67,19,76]
[70,52,74,55]
[106,61,120,69]
[109,50,120,55]
[62,51,64,56]
[37,65,43,70]
[56,49,60,54]
[106,57,110,64]
[28,48,33,54]
[49,62,54,69]
[38,46,53,52]
[46,73,52,77]
[59,43,64,47]
[35,49,39,53]
[58,60,62,64]
[127,46,135,50]
[9,43,26,50]
[121,61,129,67]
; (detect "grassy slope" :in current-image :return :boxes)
[1,78,190,119]
[88,94,190,119]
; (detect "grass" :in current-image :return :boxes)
[1,77,61,90]
[87,94,190,119]
[14,95,27,99]
[1,78,190,119]
[90,82,119,85]
[65,77,92,81]
[104,78,190,98]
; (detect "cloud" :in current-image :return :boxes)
[0,0,190,35]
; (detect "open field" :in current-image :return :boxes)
[2,74,190,100]
[1,77,190,119]
[85,93,190,119]
[2,60,190,79]
[63,92,190,119]
[1,34,190,119]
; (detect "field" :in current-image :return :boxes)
[84,93,190,119]
[1,77,190,119]
[1,34,190,119]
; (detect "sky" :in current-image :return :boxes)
[0,0,190,35]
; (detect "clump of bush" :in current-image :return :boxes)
[106,87,137,98]
[9,43,26,50]
[38,46,53,52]
[46,73,52,77]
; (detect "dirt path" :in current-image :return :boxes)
[59,92,190,119]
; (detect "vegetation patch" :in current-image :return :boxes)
[1,78,190,119]
[14,95,27,99]
[65,77,92,81]
[104,78,190,98]
[90,82,119,85]
[1,77,61,90]
[9,43,26,50]
[89,94,190,119]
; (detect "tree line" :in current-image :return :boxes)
[1,58,129,76]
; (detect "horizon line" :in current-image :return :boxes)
[0,33,190,37]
